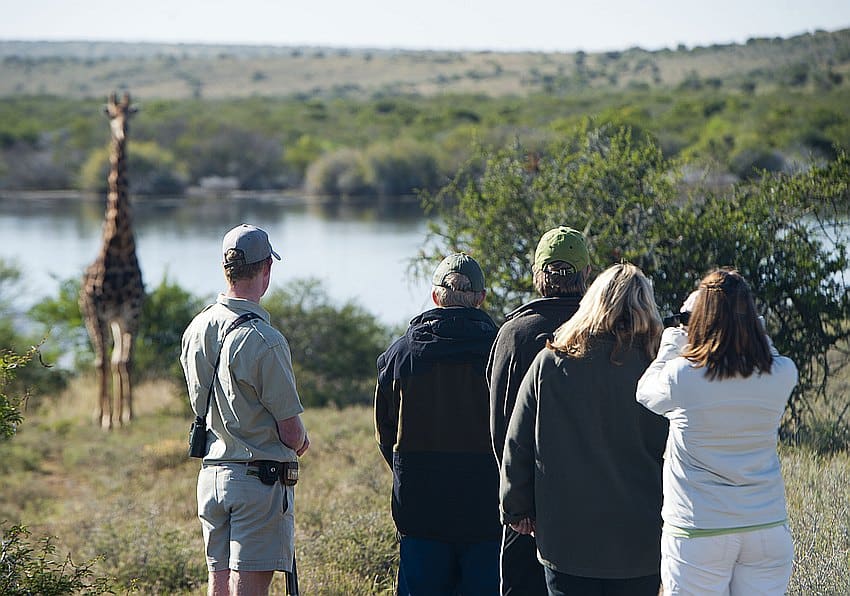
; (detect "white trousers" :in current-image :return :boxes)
[661,524,794,595]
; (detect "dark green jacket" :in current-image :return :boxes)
[500,336,668,578]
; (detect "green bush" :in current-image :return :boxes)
[135,276,207,385]
[78,140,188,195]
[0,261,69,404]
[363,139,440,196]
[0,523,114,595]
[0,348,30,442]
[29,275,205,387]
[283,134,333,184]
[304,147,370,198]
[729,146,786,179]
[426,124,850,440]
[263,279,392,407]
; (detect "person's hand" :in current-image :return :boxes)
[296,433,309,457]
[661,325,689,347]
[681,289,701,315]
[509,517,536,536]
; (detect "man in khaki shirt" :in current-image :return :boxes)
[181,223,309,596]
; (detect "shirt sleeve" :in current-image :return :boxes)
[255,335,304,421]
[500,356,539,525]
[636,326,687,414]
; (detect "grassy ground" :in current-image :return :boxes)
[1,377,848,594]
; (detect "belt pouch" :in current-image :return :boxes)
[256,461,281,485]
[281,461,299,486]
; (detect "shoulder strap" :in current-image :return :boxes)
[199,312,262,419]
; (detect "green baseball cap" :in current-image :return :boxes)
[533,226,589,273]
[432,253,486,292]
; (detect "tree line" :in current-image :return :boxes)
[0,82,848,199]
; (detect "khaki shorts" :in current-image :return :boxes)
[197,463,295,572]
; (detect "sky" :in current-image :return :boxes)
[2,0,850,53]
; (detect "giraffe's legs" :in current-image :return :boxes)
[111,322,134,425]
[98,352,113,430]
[81,294,114,430]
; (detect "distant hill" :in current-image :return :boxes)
[1,28,848,99]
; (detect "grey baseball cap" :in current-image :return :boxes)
[432,252,485,292]
[222,223,281,268]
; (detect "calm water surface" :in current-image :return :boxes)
[1,195,435,327]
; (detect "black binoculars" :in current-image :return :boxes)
[663,311,690,328]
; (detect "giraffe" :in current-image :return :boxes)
[80,91,145,429]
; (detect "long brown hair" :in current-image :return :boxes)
[550,263,662,363]
[682,269,773,380]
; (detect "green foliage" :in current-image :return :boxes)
[364,139,440,197]
[28,277,90,372]
[423,122,678,317]
[29,275,205,387]
[78,140,188,195]
[180,124,284,190]
[136,276,207,385]
[283,134,332,184]
[426,124,850,438]
[0,261,69,403]
[0,523,114,595]
[0,348,30,441]
[263,279,392,407]
[304,147,370,197]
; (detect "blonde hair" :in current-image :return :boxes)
[550,263,662,362]
[681,269,772,380]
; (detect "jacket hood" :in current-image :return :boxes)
[406,307,497,362]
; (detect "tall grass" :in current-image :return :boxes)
[1,376,847,594]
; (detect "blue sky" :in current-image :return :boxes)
[2,0,850,53]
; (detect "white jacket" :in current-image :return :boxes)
[636,327,797,529]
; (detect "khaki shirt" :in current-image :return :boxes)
[181,294,304,463]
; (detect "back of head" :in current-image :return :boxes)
[432,252,486,308]
[222,223,281,283]
[551,263,661,362]
[682,269,773,379]
[533,226,590,297]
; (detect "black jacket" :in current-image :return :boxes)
[375,306,500,542]
[486,296,582,465]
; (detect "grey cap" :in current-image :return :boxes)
[432,252,485,292]
[222,223,281,268]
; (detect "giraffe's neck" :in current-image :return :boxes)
[99,135,137,262]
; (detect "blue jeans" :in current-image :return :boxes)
[397,536,500,596]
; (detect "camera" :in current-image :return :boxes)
[663,311,690,328]
[188,416,207,458]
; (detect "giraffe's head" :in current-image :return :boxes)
[105,92,136,142]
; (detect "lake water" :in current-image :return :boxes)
[1,194,435,328]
